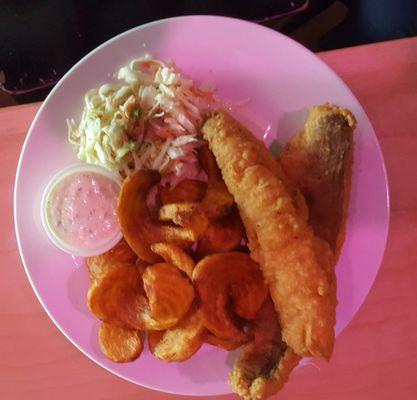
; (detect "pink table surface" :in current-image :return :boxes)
[1,37,417,400]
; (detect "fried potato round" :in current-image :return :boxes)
[150,242,195,278]
[98,322,143,363]
[87,263,146,327]
[143,263,195,324]
[87,262,185,330]
[117,170,198,263]
[159,202,200,225]
[158,202,209,239]
[87,258,117,284]
[148,306,205,362]
[197,209,244,257]
[87,239,137,282]
[198,145,234,218]
[160,179,206,205]
[193,252,268,341]
[204,332,246,351]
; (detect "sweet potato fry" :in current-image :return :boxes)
[158,202,209,239]
[117,170,199,263]
[148,306,205,362]
[197,145,234,218]
[197,208,244,257]
[160,179,206,205]
[87,239,137,282]
[99,322,143,363]
[193,252,268,341]
[88,262,192,330]
[150,242,195,278]
[87,263,141,327]
[143,263,195,325]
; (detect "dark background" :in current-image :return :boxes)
[1,0,416,106]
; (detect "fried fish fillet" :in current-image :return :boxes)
[229,299,301,400]
[280,104,356,255]
[201,111,337,360]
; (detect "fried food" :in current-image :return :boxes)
[205,332,246,351]
[157,146,234,238]
[85,101,355,400]
[88,262,193,330]
[87,239,137,282]
[197,144,234,218]
[192,252,268,341]
[87,263,138,326]
[148,306,205,362]
[158,202,209,239]
[158,202,201,224]
[280,103,356,254]
[117,169,198,263]
[197,207,244,257]
[202,111,337,360]
[143,263,194,324]
[229,299,301,400]
[98,322,143,363]
[160,179,206,205]
[150,242,195,278]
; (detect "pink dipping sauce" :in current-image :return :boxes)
[46,171,120,249]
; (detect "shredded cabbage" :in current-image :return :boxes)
[68,54,215,180]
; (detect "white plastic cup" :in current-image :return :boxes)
[41,164,123,257]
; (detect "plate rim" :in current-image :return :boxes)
[13,14,390,396]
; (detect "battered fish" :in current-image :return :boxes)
[229,299,301,400]
[201,111,337,360]
[280,104,356,255]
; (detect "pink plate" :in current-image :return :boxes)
[14,16,389,396]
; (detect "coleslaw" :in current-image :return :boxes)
[67,54,215,181]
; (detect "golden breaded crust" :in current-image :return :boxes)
[229,299,301,400]
[202,112,337,360]
[280,103,356,254]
